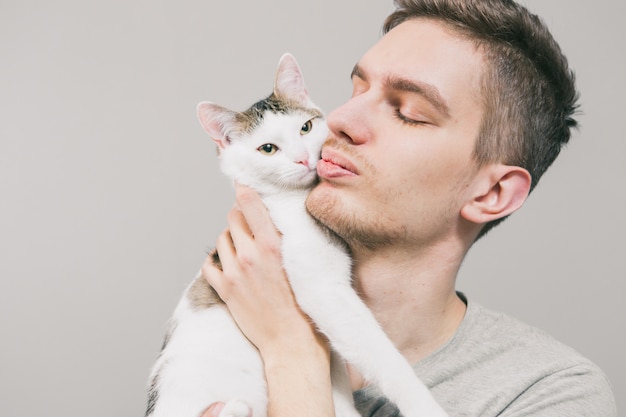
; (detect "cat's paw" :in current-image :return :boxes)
[218,400,251,417]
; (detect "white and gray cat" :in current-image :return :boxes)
[146,54,447,417]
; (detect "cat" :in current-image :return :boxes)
[146,53,447,417]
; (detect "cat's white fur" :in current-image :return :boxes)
[147,54,447,417]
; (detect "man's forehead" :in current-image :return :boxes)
[355,19,485,108]
[362,18,482,69]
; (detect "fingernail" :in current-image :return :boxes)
[212,402,224,417]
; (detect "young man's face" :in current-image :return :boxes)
[306,18,487,251]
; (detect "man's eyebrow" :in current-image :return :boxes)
[351,63,451,119]
[350,63,366,80]
[386,76,451,118]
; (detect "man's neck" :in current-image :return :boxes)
[347,242,467,389]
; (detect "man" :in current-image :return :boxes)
[202,0,617,416]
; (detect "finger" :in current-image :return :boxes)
[213,228,240,272]
[201,244,224,288]
[201,402,225,417]
[203,229,240,295]
[226,205,255,254]
[209,247,222,271]
[234,183,277,239]
[202,249,220,278]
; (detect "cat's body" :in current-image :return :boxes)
[146,54,447,417]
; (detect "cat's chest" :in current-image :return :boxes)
[262,193,312,233]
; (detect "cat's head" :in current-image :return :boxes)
[197,53,328,195]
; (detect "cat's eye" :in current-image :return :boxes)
[258,143,279,155]
[300,120,313,135]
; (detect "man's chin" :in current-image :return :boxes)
[305,182,339,226]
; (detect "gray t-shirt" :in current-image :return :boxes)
[354,296,617,416]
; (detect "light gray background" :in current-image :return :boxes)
[1,1,624,415]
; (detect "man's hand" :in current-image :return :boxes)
[200,184,336,417]
[201,184,316,356]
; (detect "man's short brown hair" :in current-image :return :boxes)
[384,0,579,237]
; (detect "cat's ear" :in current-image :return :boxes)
[197,101,237,149]
[273,53,312,107]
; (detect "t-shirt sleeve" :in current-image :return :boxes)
[498,362,617,417]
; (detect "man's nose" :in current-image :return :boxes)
[326,94,373,145]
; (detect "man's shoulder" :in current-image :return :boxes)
[452,300,608,382]
[353,299,617,416]
[465,300,585,363]
[417,299,617,416]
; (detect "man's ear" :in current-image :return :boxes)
[460,164,532,225]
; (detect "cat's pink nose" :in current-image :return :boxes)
[298,159,310,168]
